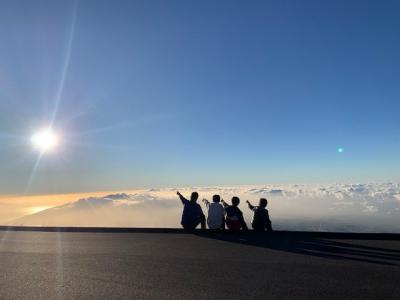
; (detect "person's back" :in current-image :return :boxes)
[208,203,225,229]
[222,197,248,231]
[203,195,225,229]
[247,198,272,231]
[177,191,206,230]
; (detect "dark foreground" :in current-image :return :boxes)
[0,228,399,299]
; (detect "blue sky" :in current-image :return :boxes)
[0,0,399,194]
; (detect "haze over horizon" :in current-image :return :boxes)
[0,183,397,233]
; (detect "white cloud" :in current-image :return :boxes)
[10,183,400,232]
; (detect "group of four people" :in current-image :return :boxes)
[177,191,272,232]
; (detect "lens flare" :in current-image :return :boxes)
[337,147,344,153]
[31,128,59,152]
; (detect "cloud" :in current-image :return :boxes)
[10,183,400,232]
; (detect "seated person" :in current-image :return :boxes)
[221,197,248,231]
[246,198,272,231]
[202,195,225,230]
[177,191,206,230]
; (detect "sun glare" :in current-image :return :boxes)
[31,128,59,152]
[27,206,52,215]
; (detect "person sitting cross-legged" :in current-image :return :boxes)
[177,191,206,231]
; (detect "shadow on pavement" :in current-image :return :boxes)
[196,232,400,266]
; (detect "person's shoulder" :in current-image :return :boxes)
[211,203,221,209]
[217,203,224,211]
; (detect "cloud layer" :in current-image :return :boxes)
[11,183,400,232]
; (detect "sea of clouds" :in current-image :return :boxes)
[12,183,400,232]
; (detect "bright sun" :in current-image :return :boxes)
[31,128,59,152]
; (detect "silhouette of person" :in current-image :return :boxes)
[221,197,248,231]
[202,195,225,230]
[177,191,206,231]
[246,198,272,232]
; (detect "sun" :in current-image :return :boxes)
[31,128,59,152]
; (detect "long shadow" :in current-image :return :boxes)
[195,232,400,266]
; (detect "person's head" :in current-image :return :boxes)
[212,194,221,203]
[190,192,199,202]
[259,198,268,207]
[231,196,240,206]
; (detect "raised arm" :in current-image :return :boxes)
[221,199,229,208]
[177,191,188,205]
[246,200,255,210]
[202,198,210,208]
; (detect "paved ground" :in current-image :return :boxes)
[0,229,399,299]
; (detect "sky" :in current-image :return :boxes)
[0,0,399,196]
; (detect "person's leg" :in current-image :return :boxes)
[252,223,264,232]
[189,215,206,230]
[200,214,206,230]
[267,220,273,232]
[182,224,194,231]
[182,219,197,231]
[183,227,194,232]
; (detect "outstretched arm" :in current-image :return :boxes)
[246,200,255,210]
[202,198,210,208]
[177,191,188,204]
[221,199,229,208]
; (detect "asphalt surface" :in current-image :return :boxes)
[0,229,399,299]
